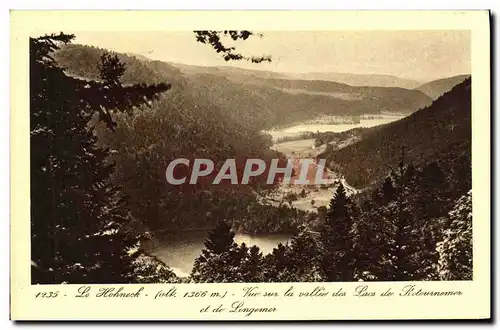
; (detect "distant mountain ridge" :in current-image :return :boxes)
[416,74,470,100]
[171,62,422,89]
[172,62,289,80]
[285,72,422,89]
[129,55,467,94]
[56,45,432,131]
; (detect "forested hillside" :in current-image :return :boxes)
[54,43,312,235]
[176,64,433,129]
[56,45,432,130]
[56,44,432,130]
[322,78,471,189]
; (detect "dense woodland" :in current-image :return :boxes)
[31,33,472,284]
[322,79,472,188]
[192,167,472,282]
[55,43,309,235]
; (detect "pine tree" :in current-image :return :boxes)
[320,183,357,281]
[390,160,452,280]
[204,220,238,254]
[419,162,449,218]
[261,243,292,282]
[352,190,386,280]
[287,227,322,281]
[383,155,447,281]
[354,152,422,281]
[131,254,178,284]
[351,145,464,281]
[238,245,264,282]
[30,33,169,283]
[99,52,126,86]
[382,177,396,203]
[417,162,451,279]
[190,220,241,282]
[382,161,422,280]
[436,190,472,280]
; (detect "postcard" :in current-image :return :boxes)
[10,10,490,320]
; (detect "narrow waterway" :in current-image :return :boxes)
[146,231,291,277]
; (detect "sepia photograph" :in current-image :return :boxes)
[8,8,493,321]
[29,28,473,285]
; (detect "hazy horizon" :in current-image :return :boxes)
[72,30,471,83]
[159,59,470,84]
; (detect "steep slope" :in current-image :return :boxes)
[416,74,470,100]
[322,78,471,188]
[55,44,185,86]
[184,72,432,131]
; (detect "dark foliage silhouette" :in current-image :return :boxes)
[194,30,271,63]
[30,33,170,283]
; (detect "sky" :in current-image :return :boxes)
[73,30,470,82]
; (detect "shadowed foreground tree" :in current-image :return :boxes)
[237,243,264,282]
[261,243,292,282]
[260,226,322,283]
[190,220,241,282]
[191,220,268,282]
[320,183,358,281]
[30,32,170,283]
[436,190,472,280]
[350,154,467,281]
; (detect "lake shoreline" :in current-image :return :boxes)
[148,231,293,277]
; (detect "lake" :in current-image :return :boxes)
[147,231,292,277]
[264,115,404,141]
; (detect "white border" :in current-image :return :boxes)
[3,2,498,329]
